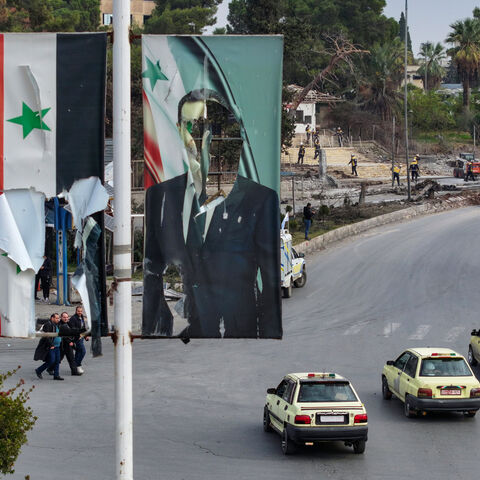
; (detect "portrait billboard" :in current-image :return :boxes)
[142,35,283,339]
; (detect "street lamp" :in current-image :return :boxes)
[404,0,411,200]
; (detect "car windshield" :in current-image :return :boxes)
[298,382,358,402]
[419,358,472,377]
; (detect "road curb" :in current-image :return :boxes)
[295,196,472,255]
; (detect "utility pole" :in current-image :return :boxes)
[392,116,396,186]
[113,0,133,479]
[404,0,411,200]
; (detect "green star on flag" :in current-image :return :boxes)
[142,57,168,90]
[7,102,51,139]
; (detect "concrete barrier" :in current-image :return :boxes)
[295,196,472,255]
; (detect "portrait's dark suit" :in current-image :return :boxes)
[142,174,282,339]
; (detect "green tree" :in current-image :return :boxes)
[145,0,222,34]
[409,89,455,131]
[0,0,100,32]
[417,42,446,91]
[226,0,398,86]
[446,18,480,111]
[357,39,404,120]
[0,367,36,476]
[398,12,412,53]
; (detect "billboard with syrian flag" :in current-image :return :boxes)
[142,35,283,339]
[0,33,108,343]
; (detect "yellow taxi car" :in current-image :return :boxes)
[468,329,480,366]
[382,347,480,418]
[263,372,368,455]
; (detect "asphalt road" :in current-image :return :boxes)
[2,206,480,480]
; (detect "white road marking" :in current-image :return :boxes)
[408,324,431,340]
[383,322,401,337]
[444,326,465,343]
[343,323,368,335]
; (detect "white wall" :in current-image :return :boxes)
[294,103,316,134]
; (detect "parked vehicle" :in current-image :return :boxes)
[453,153,480,178]
[280,229,306,298]
[468,329,480,366]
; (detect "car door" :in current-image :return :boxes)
[270,379,288,429]
[398,353,418,401]
[276,380,297,428]
[390,352,411,395]
[473,333,480,361]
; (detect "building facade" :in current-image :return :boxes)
[100,0,155,27]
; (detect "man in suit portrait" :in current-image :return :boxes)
[142,89,281,339]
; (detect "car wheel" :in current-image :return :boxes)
[464,410,477,418]
[294,270,307,288]
[404,395,415,418]
[382,376,392,400]
[468,346,478,366]
[353,439,366,454]
[281,428,296,455]
[283,284,292,299]
[263,407,273,433]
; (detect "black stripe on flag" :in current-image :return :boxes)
[56,33,106,193]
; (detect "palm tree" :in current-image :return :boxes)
[417,42,446,91]
[357,39,404,120]
[446,18,480,111]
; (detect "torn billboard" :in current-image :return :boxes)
[0,33,108,343]
[142,35,283,339]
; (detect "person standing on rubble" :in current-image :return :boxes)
[410,157,420,182]
[297,143,306,165]
[348,154,358,176]
[313,140,321,160]
[305,124,311,144]
[392,164,401,186]
[465,161,475,182]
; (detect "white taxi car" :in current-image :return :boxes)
[468,329,480,366]
[263,372,368,454]
[382,347,480,418]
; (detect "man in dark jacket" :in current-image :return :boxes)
[69,306,88,373]
[303,203,315,240]
[38,256,52,303]
[59,312,83,376]
[34,313,63,380]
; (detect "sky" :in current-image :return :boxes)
[212,0,480,56]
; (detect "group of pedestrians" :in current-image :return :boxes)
[34,306,88,380]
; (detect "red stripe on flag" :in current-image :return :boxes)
[0,34,3,194]
[143,91,163,189]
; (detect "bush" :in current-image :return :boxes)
[0,367,36,476]
[409,90,456,131]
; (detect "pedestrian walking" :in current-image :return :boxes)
[34,313,64,381]
[38,255,52,303]
[392,164,401,186]
[303,202,315,240]
[297,143,305,165]
[69,306,88,374]
[348,154,358,176]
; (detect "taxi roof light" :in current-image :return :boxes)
[307,373,336,378]
[431,353,456,357]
